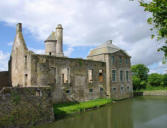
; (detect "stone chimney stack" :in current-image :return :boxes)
[16,23,22,33]
[56,24,64,57]
[10,23,28,87]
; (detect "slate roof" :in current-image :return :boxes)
[45,31,57,42]
[88,40,130,57]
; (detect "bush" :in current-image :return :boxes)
[131,64,149,81]
[132,76,141,90]
[131,64,149,90]
[148,73,163,87]
[140,81,147,89]
[162,74,167,87]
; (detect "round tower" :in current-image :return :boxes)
[56,24,64,57]
[44,31,57,56]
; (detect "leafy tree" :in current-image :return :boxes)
[131,64,149,90]
[162,74,167,87]
[148,73,163,86]
[131,64,149,81]
[132,76,141,90]
[133,0,167,59]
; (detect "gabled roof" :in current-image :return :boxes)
[88,40,130,57]
[45,31,56,42]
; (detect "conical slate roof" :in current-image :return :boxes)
[45,31,56,42]
[88,40,130,57]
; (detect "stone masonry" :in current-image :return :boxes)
[8,23,133,102]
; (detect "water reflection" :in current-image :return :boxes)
[42,96,167,128]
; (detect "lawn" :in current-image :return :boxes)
[53,98,112,116]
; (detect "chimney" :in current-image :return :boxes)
[16,23,22,33]
[56,24,64,57]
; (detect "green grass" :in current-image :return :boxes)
[136,86,167,92]
[53,98,112,116]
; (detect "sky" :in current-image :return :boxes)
[0,0,166,73]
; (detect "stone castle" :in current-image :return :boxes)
[8,23,133,103]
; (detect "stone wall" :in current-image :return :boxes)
[29,54,107,103]
[0,87,54,128]
[10,23,28,87]
[87,50,133,100]
[134,91,167,96]
[110,51,133,99]
[0,71,11,90]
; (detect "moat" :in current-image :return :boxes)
[37,96,167,128]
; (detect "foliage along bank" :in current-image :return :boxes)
[131,64,167,91]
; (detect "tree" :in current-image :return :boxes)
[148,73,163,86]
[132,76,141,90]
[131,64,149,81]
[131,64,149,90]
[133,0,167,59]
[162,74,167,87]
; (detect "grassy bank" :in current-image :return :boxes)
[53,98,112,117]
[135,86,167,92]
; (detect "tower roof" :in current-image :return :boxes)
[88,40,130,57]
[45,31,57,42]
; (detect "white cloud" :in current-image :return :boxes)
[8,42,13,46]
[0,51,10,71]
[29,48,45,54]
[0,0,165,73]
[149,61,167,74]
[64,47,74,57]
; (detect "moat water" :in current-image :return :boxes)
[42,96,167,128]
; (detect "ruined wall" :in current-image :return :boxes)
[29,54,106,103]
[0,87,54,128]
[0,71,11,90]
[10,23,28,87]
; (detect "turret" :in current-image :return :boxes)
[44,31,57,56]
[56,24,64,57]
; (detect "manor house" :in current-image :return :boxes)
[9,23,133,102]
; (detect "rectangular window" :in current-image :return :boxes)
[66,90,70,94]
[99,70,103,82]
[126,58,128,64]
[89,88,93,92]
[112,87,116,92]
[127,86,130,91]
[119,57,122,64]
[25,56,27,70]
[62,74,65,83]
[120,71,123,82]
[88,69,93,83]
[112,56,115,64]
[62,68,70,84]
[25,74,28,86]
[112,70,116,82]
[100,88,104,92]
[36,90,42,97]
[126,71,129,81]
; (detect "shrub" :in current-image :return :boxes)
[162,74,167,87]
[132,76,141,90]
[148,73,163,87]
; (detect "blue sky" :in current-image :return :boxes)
[0,0,166,73]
